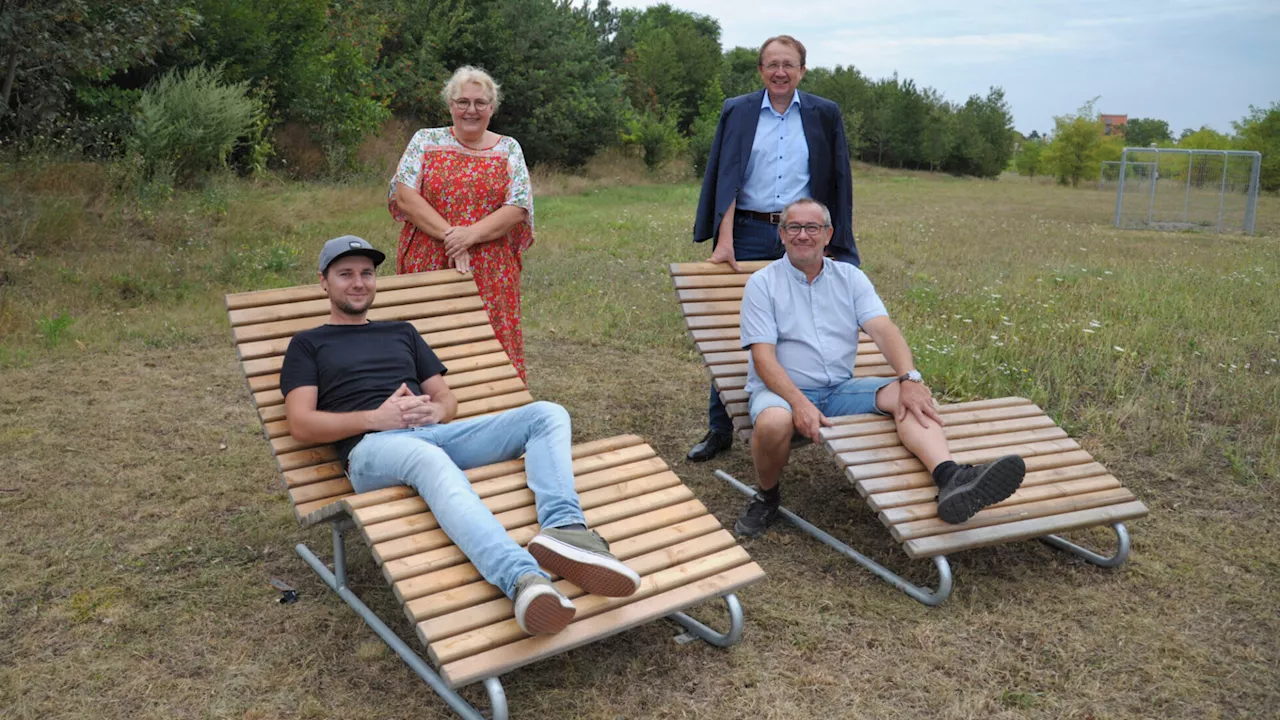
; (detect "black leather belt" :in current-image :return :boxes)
[737,208,783,224]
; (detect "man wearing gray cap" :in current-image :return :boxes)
[280,236,639,635]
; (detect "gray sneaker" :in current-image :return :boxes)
[512,574,575,635]
[528,527,641,597]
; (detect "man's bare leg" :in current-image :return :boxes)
[735,407,793,537]
[874,381,1026,524]
[750,407,794,490]
[873,381,951,470]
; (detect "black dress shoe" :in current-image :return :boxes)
[687,430,733,462]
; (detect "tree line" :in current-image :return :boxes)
[0,0,1016,181]
[1015,101,1280,192]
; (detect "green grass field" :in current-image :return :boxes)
[2,162,1278,718]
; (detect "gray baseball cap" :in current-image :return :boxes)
[318,235,386,273]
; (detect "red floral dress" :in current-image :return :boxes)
[389,127,535,381]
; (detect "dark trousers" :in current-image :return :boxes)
[704,215,859,435]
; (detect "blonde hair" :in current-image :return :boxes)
[440,66,502,111]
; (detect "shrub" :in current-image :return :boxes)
[127,66,263,185]
[623,111,685,170]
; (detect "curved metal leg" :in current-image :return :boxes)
[668,593,745,648]
[295,521,491,720]
[715,469,954,606]
[1040,522,1131,568]
[483,677,508,720]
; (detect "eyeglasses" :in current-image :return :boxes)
[451,98,492,111]
[782,222,829,236]
[761,62,800,72]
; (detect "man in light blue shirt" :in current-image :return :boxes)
[733,199,1026,537]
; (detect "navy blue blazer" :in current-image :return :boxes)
[693,89,859,265]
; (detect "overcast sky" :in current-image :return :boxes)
[614,0,1280,135]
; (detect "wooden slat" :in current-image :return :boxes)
[853,449,1096,496]
[825,415,1057,454]
[362,471,685,546]
[233,295,486,343]
[462,436,648,484]
[825,397,1034,431]
[355,453,673,530]
[294,492,355,520]
[709,362,747,379]
[455,391,533,419]
[236,310,492,361]
[229,282,479,327]
[891,487,1135,542]
[453,378,529,403]
[418,527,735,641]
[470,453,665,506]
[869,462,1109,512]
[225,270,468,310]
[370,484,695,564]
[438,562,766,688]
[868,462,1110,513]
[288,477,353,505]
[383,496,708,584]
[845,438,1082,482]
[677,287,746,303]
[685,313,740,330]
[669,261,773,276]
[681,301,744,317]
[241,333,502,380]
[405,518,726,617]
[282,462,345,488]
[434,339,505,362]
[429,546,753,666]
[696,339,745,354]
[833,427,1068,468]
[447,364,519,389]
[277,445,337,472]
[704,350,747,366]
[902,501,1149,558]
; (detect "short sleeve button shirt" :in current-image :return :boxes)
[740,256,888,394]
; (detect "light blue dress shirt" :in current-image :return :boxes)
[740,256,888,395]
[738,91,811,213]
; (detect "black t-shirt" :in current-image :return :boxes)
[279,321,447,464]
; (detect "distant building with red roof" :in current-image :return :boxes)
[1100,114,1128,137]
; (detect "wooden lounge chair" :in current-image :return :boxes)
[226,269,765,719]
[670,261,1147,606]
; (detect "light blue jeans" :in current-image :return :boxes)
[346,401,586,598]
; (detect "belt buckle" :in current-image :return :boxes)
[768,211,782,225]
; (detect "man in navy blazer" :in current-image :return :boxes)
[686,35,861,462]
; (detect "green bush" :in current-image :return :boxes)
[127,66,263,185]
[623,111,685,170]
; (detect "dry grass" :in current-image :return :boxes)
[1,160,1278,719]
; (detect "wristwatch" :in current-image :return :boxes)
[898,370,923,384]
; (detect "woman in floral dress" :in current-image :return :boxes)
[389,66,534,381]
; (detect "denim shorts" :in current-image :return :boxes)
[748,376,897,424]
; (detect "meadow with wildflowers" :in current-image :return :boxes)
[2,163,1277,718]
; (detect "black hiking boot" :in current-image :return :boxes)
[936,455,1026,524]
[687,430,733,462]
[734,493,780,538]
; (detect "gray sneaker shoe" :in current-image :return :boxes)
[512,573,575,635]
[528,527,641,597]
